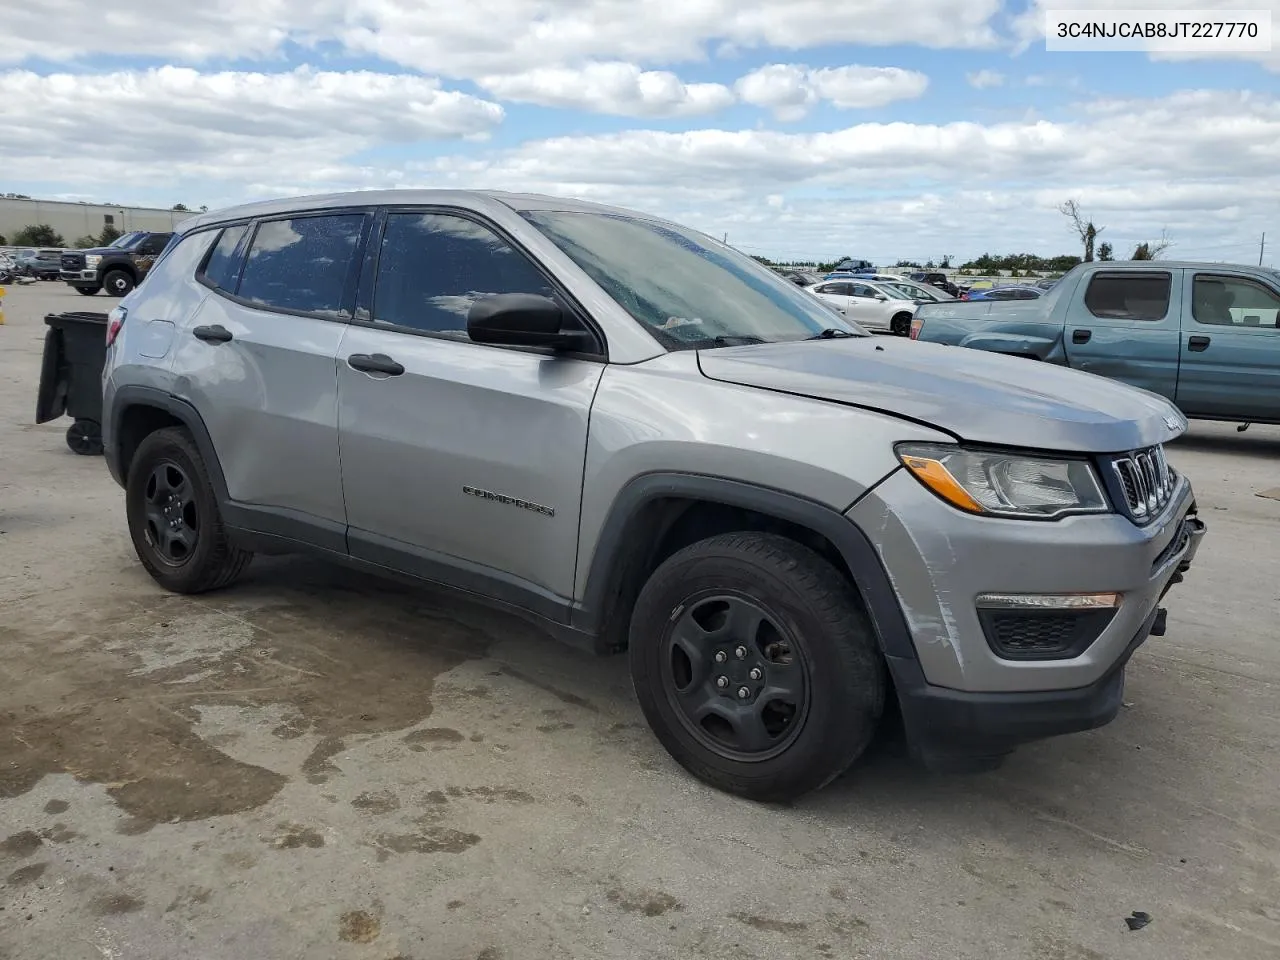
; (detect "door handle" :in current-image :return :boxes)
[347,353,405,376]
[1071,329,1092,344]
[192,324,233,344]
[1188,335,1211,352]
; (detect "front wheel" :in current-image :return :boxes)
[102,269,134,297]
[890,312,913,336]
[629,532,886,801]
[125,427,253,593]
[66,419,103,455]
[75,286,101,296]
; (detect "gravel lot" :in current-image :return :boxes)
[1,282,1277,960]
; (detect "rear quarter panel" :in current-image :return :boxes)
[913,298,1067,361]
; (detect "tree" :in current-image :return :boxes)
[73,235,100,248]
[99,225,122,246]
[0,234,6,246]
[11,224,66,247]
[1059,199,1104,262]
[199,204,208,212]
[1097,241,1114,261]
[924,259,936,269]
[1131,230,1172,261]
[172,203,189,211]
[939,254,954,268]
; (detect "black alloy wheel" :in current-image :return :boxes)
[141,460,201,566]
[662,592,809,761]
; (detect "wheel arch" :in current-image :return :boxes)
[107,386,229,502]
[572,473,917,664]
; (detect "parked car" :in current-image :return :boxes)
[100,190,1205,801]
[834,258,874,273]
[966,285,1043,301]
[879,278,956,303]
[959,279,998,300]
[805,278,919,335]
[911,260,1280,425]
[15,248,64,279]
[1037,277,1060,290]
[908,271,959,297]
[61,230,174,297]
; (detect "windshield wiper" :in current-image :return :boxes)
[805,327,859,340]
[708,334,768,346]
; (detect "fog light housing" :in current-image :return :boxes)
[976,592,1120,661]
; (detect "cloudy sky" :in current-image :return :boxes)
[3,0,1276,265]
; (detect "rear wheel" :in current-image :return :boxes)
[126,427,253,593]
[103,269,134,297]
[629,532,886,801]
[890,312,913,336]
[65,419,102,455]
[75,286,101,296]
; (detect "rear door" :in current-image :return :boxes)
[334,207,604,610]
[167,210,371,548]
[1175,269,1280,421]
[1062,269,1182,400]
[846,282,890,330]
[810,282,853,316]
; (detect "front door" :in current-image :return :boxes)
[1175,270,1280,422]
[1061,268,1183,401]
[335,209,604,614]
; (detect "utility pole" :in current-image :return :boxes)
[723,232,728,245]
[1261,232,1267,266]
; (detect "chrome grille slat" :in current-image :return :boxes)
[1110,445,1175,523]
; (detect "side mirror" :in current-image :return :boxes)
[467,293,592,351]
[874,293,888,301]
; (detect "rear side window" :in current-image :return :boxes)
[1192,274,1280,328]
[200,225,248,291]
[1084,273,1171,321]
[371,212,555,337]
[237,214,366,317]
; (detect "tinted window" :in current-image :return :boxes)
[1084,273,1171,321]
[372,213,555,337]
[815,283,846,295]
[237,215,365,316]
[524,210,866,348]
[200,225,248,291]
[850,284,879,298]
[1192,275,1280,328]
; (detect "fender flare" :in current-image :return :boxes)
[106,385,229,501]
[571,472,917,661]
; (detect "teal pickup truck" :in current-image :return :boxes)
[911,260,1280,426]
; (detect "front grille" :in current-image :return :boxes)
[1110,445,1175,523]
[978,609,1116,661]
[61,252,85,270]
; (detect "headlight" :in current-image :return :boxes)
[895,443,1109,519]
[85,255,101,268]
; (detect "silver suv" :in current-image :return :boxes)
[101,191,1206,800]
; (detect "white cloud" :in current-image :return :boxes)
[0,66,502,190]
[477,62,734,117]
[735,64,930,120]
[2,0,1002,76]
[966,69,1005,89]
[1012,0,1280,71]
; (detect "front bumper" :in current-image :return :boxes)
[845,465,1205,768]
[62,270,99,284]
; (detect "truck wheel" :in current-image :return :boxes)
[76,286,101,296]
[890,313,913,336]
[103,270,134,297]
[629,532,886,801]
[125,426,253,594]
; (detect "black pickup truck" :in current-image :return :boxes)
[61,231,173,297]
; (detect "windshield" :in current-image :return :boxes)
[522,210,867,348]
[110,232,146,249]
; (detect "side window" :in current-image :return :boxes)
[237,214,366,316]
[1083,273,1171,321]
[1192,275,1280,328]
[815,283,840,295]
[199,225,249,291]
[851,284,877,299]
[371,212,556,337]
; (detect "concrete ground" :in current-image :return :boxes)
[1,282,1277,960]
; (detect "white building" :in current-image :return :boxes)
[0,196,196,246]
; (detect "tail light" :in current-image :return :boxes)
[909,318,923,340]
[106,306,127,347]
[960,293,969,300]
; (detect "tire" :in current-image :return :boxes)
[76,286,101,296]
[125,426,253,593]
[629,532,886,802]
[890,313,913,336]
[102,269,134,297]
[66,419,103,456]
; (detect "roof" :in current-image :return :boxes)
[174,189,656,236]
[1078,259,1276,273]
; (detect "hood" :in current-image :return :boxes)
[75,246,121,256]
[697,337,1186,453]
